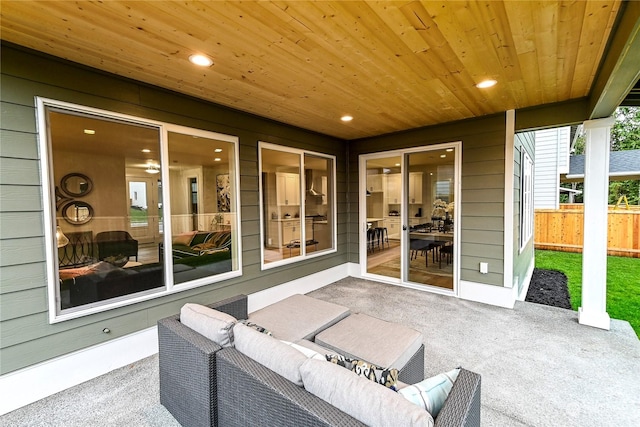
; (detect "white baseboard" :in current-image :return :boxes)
[517,258,536,301]
[247,263,351,313]
[0,326,158,416]
[459,280,517,308]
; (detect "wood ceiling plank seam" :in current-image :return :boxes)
[467,0,524,111]
[438,1,517,113]
[339,1,469,124]
[314,2,450,124]
[275,0,437,118]
[202,1,409,122]
[531,1,560,105]
[503,2,540,107]
[0,1,238,91]
[398,1,490,117]
[264,3,436,129]
[571,0,622,100]
[555,0,585,101]
[364,2,476,120]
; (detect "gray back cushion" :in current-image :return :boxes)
[180,303,236,347]
[233,323,308,386]
[300,359,434,427]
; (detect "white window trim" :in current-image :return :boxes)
[36,97,242,323]
[258,141,337,270]
[520,150,534,252]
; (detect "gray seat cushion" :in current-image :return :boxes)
[248,294,350,342]
[315,313,423,370]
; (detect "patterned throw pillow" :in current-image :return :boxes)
[325,354,399,391]
[240,320,273,336]
[398,368,461,417]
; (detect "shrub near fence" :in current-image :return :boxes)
[535,204,640,258]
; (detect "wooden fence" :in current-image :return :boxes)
[535,204,640,258]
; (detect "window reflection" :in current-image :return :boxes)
[48,110,165,310]
[166,132,238,284]
[260,144,335,266]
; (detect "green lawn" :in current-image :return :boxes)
[535,250,640,338]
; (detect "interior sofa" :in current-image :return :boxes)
[59,251,232,309]
[158,294,481,427]
[162,231,232,259]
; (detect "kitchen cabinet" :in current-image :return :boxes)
[385,174,400,204]
[367,174,383,192]
[409,172,423,204]
[276,172,300,206]
[267,218,314,248]
[384,217,401,239]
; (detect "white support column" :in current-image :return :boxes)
[578,116,615,330]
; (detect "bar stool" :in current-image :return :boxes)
[376,227,389,249]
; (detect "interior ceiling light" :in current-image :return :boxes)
[341,115,353,122]
[145,164,160,174]
[214,158,221,162]
[141,149,151,153]
[395,163,400,167]
[446,148,454,152]
[83,129,95,135]
[440,154,447,158]
[214,148,223,153]
[476,79,497,88]
[189,54,213,67]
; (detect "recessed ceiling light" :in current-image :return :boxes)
[214,148,223,153]
[214,158,221,162]
[141,149,151,153]
[395,163,400,167]
[145,164,160,174]
[476,79,497,88]
[84,129,95,135]
[341,115,353,122]
[446,148,454,152]
[440,154,446,158]
[189,54,213,67]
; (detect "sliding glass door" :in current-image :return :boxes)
[360,144,460,293]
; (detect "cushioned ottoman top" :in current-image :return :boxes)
[315,313,423,370]
[248,294,350,342]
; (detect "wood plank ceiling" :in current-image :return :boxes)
[0,1,624,139]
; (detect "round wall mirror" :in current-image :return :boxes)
[62,201,94,225]
[60,173,93,197]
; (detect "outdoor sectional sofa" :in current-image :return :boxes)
[158,294,481,427]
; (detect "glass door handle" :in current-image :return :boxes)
[402,225,407,231]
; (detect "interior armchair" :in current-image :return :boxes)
[96,231,139,263]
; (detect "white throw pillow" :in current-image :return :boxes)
[279,340,326,360]
[180,303,237,347]
[398,368,461,417]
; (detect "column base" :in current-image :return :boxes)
[578,307,610,330]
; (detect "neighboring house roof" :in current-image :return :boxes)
[564,149,640,181]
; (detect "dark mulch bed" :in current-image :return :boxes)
[525,268,572,310]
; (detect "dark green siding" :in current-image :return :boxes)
[513,131,536,293]
[349,114,508,286]
[0,44,348,374]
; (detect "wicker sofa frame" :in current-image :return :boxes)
[158,294,481,427]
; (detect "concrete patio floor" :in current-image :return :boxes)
[2,277,638,426]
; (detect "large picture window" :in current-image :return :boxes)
[259,142,336,268]
[38,98,241,322]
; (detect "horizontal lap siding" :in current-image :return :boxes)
[513,132,536,293]
[0,44,347,374]
[349,114,507,287]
